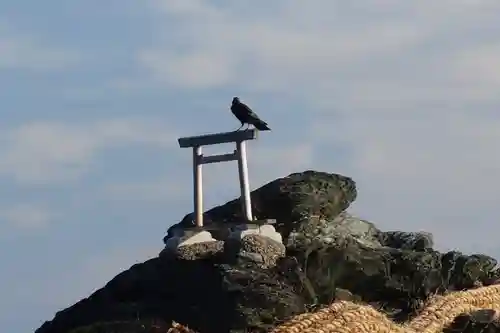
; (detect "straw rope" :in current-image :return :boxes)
[270,284,500,333]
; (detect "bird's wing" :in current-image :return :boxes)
[239,102,262,120]
[231,104,245,120]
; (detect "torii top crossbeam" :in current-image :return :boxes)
[178,129,257,148]
[177,129,259,227]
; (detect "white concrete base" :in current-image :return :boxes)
[228,224,283,244]
[165,230,216,250]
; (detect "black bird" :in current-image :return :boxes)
[230,97,271,131]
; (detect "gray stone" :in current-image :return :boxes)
[165,230,216,251]
[228,224,283,244]
[239,235,286,268]
[378,230,434,250]
[169,240,224,261]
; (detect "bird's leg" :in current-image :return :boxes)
[235,123,244,131]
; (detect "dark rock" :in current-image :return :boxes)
[440,252,498,291]
[444,309,500,333]
[67,319,177,333]
[333,288,359,302]
[470,309,498,324]
[292,235,498,322]
[36,246,304,333]
[35,170,500,333]
[377,230,434,251]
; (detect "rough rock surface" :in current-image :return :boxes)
[35,170,500,333]
[165,170,358,245]
[444,309,500,333]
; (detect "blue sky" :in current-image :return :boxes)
[2,1,500,332]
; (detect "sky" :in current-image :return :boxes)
[1,1,500,332]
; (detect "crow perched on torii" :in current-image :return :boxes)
[230,97,271,131]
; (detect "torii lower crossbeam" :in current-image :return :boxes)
[178,129,258,227]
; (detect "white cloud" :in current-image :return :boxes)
[141,1,500,107]
[102,178,189,202]
[0,203,54,230]
[248,143,315,184]
[0,22,79,72]
[0,118,179,185]
[139,50,237,89]
[450,44,500,88]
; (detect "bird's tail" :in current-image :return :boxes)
[254,120,271,131]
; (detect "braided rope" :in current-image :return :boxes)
[270,284,500,333]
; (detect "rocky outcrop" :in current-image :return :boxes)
[35,171,500,333]
[165,171,358,244]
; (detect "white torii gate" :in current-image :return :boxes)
[177,129,258,227]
